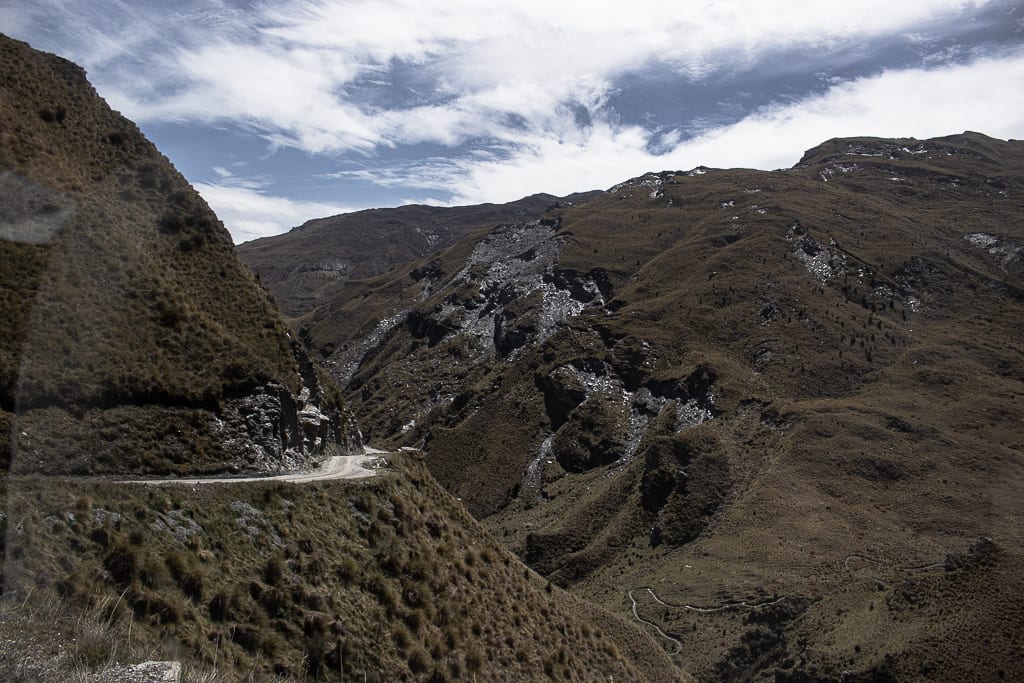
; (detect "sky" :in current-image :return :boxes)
[4,1,1024,243]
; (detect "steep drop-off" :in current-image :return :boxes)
[278,132,1024,680]
[1,454,684,681]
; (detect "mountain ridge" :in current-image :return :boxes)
[0,33,361,476]
[264,129,1024,680]
[237,191,601,318]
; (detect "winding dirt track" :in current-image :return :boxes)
[842,553,945,588]
[627,586,796,655]
[627,590,683,655]
[639,587,794,614]
[115,454,386,486]
[629,552,947,650]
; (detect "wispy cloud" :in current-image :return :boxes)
[194,172,355,243]
[668,50,1024,170]
[0,2,33,37]
[20,0,1004,157]
[340,51,1024,205]
[10,0,1021,239]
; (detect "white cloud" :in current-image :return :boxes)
[124,41,383,154]
[11,0,1020,239]
[261,0,995,85]
[354,51,1024,205]
[669,49,1024,171]
[23,0,999,157]
[193,181,357,243]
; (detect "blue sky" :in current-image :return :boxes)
[4,0,1024,242]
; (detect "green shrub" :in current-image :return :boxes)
[128,588,182,624]
[259,586,292,618]
[336,556,360,584]
[73,627,114,669]
[140,553,170,588]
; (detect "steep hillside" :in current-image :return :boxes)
[0,36,687,681]
[292,132,1024,679]
[237,192,599,318]
[1,455,683,681]
[0,34,358,475]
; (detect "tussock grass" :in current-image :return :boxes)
[1,454,686,681]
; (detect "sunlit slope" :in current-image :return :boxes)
[0,34,357,474]
[286,131,1024,679]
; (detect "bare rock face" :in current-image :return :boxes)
[218,387,326,471]
[393,220,609,359]
[217,345,362,474]
[236,193,602,317]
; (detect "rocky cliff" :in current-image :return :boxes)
[0,34,360,474]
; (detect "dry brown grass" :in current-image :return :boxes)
[263,132,1024,680]
[0,453,686,681]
